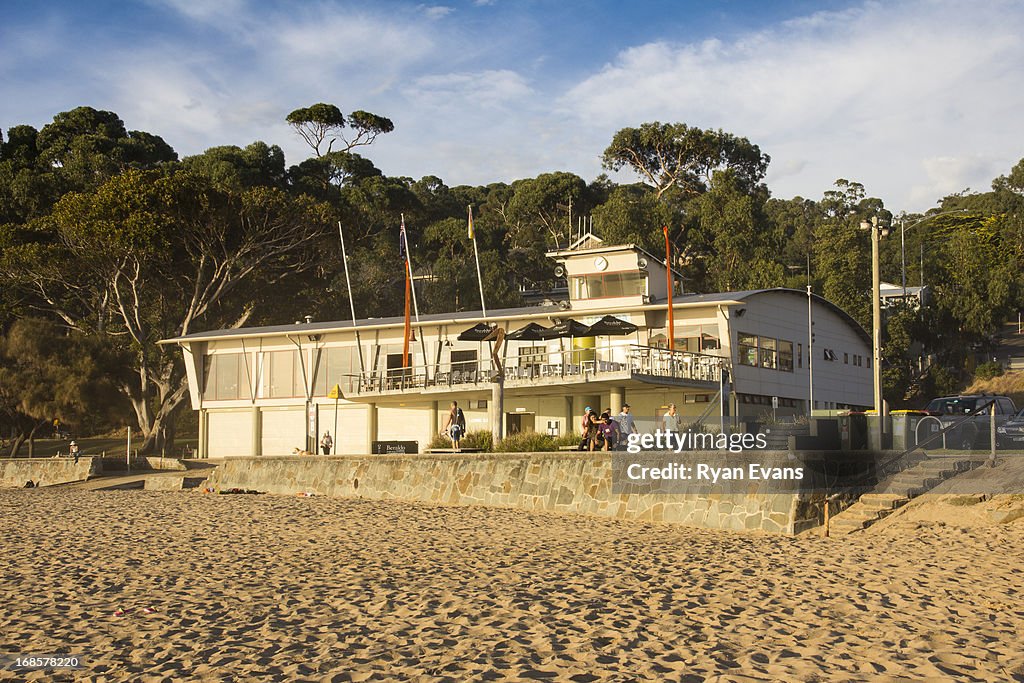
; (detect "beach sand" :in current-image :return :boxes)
[1,489,1023,682]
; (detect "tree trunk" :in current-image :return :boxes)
[8,434,26,458]
[26,420,45,458]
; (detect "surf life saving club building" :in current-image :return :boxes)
[165,235,872,457]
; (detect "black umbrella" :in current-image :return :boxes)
[457,322,494,341]
[583,315,638,336]
[505,322,551,341]
[538,319,590,339]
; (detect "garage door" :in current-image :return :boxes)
[261,408,306,456]
[207,410,254,457]
[318,404,368,454]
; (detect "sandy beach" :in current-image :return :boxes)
[1,489,1023,682]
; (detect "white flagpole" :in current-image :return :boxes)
[338,222,365,376]
[469,205,488,320]
[400,214,429,380]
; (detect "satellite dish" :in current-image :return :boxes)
[554,265,566,278]
[638,257,648,269]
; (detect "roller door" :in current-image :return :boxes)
[207,410,254,457]
[261,408,306,456]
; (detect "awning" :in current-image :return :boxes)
[583,315,638,336]
[457,322,495,341]
[538,319,590,339]
[505,322,551,341]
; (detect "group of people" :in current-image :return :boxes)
[580,404,638,451]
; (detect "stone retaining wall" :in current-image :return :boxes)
[205,451,866,534]
[0,457,97,488]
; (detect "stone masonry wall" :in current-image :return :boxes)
[207,452,832,534]
[0,457,97,488]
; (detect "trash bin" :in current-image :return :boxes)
[891,410,928,451]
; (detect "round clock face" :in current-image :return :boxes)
[594,256,609,271]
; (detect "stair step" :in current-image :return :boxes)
[861,493,909,510]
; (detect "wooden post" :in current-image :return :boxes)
[989,402,997,467]
[822,499,830,538]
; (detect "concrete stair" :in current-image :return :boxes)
[828,457,978,535]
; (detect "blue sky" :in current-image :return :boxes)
[2,0,1023,211]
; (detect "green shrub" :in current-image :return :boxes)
[461,430,493,452]
[495,431,557,452]
[975,361,1004,381]
[427,429,493,451]
[553,432,583,448]
[427,432,450,450]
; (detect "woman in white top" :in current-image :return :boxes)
[661,403,680,433]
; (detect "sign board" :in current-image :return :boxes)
[307,402,317,444]
[772,396,779,409]
[328,384,343,400]
[372,440,419,455]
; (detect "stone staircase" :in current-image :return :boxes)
[829,457,979,535]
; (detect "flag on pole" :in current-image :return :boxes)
[399,215,408,260]
[467,205,475,239]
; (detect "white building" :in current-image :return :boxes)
[163,239,873,456]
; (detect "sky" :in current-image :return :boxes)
[2,0,1023,212]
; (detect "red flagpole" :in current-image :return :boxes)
[664,225,674,353]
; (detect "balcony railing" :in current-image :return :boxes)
[344,344,725,394]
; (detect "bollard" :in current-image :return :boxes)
[989,403,997,468]
[822,500,830,538]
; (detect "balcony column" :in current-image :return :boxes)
[429,401,439,437]
[609,387,625,416]
[367,402,378,452]
[252,406,261,457]
[564,396,575,438]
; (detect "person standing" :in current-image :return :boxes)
[69,440,80,464]
[320,431,334,455]
[661,403,680,434]
[586,408,603,452]
[599,410,621,451]
[443,401,467,452]
[617,403,638,436]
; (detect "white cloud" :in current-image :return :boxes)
[560,1,1024,209]
[422,5,454,20]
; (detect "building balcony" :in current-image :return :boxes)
[343,345,726,398]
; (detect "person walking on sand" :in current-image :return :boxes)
[69,440,80,464]
[443,401,467,451]
[320,431,334,456]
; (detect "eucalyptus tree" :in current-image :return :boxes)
[0,169,333,452]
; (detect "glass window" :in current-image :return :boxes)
[268,350,301,397]
[759,338,777,369]
[797,343,803,369]
[573,272,645,299]
[778,340,794,372]
[738,333,758,366]
[314,347,354,396]
[451,350,477,372]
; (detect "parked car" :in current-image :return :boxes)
[924,395,1018,450]
[997,407,1024,450]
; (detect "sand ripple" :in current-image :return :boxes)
[0,490,1023,681]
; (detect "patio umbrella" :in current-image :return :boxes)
[538,319,589,339]
[505,322,551,341]
[457,322,494,341]
[582,315,638,336]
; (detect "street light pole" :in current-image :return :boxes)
[862,217,887,448]
[870,218,883,431]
